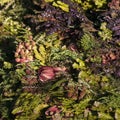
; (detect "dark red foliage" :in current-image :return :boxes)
[23,0,90,44]
[38,66,66,82]
[99,8,120,39]
[45,105,61,116]
[38,66,56,82]
[108,0,120,9]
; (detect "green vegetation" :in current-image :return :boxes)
[0,0,120,120]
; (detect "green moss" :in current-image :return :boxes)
[52,1,69,12]
[0,0,119,119]
[98,22,112,41]
[80,33,96,51]
[12,93,48,120]
[45,0,107,11]
[0,0,12,6]
[72,58,86,70]
[94,0,106,8]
